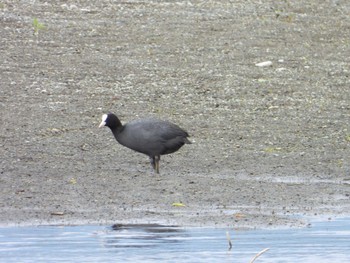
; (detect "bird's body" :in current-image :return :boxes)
[99,113,191,173]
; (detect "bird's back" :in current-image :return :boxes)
[115,118,190,156]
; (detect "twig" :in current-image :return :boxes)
[249,248,270,263]
[226,231,232,250]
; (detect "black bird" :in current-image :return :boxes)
[99,113,191,173]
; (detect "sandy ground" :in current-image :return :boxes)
[1,0,350,228]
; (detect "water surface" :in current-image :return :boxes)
[0,218,349,262]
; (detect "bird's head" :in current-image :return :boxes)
[99,113,122,129]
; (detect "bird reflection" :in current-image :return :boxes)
[103,224,188,249]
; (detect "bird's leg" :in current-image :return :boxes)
[155,155,160,174]
[150,156,156,170]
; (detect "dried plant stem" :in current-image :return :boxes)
[249,248,270,263]
[226,231,232,250]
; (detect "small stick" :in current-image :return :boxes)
[226,231,232,250]
[249,248,270,263]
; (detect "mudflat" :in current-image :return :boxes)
[1,1,349,228]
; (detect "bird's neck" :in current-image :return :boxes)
[108,117,123,130]
[110,123,124,137]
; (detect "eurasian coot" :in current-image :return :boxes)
[99,113,191,173]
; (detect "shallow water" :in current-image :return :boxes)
[0,218,349,263]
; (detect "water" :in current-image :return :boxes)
[0,218,349,262]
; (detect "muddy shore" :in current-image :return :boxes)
[1,1,350,228]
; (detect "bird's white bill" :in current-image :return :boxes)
[98,114,108,128]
